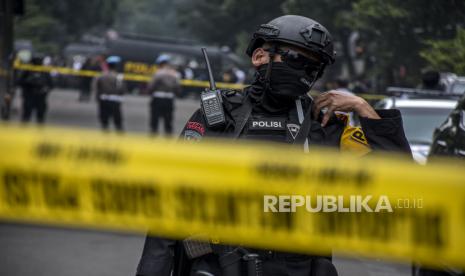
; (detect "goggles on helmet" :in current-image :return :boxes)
[264,48,322,77]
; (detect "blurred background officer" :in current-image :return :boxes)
[334,78,353,95]
[16,55,53,124]
[147,54,181,135]
[429,92,465,159]
[92,55,126,131]
[419,68,446,91]
[137,15,410,276]
[79,55,106,102]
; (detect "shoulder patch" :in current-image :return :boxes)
[184,130,203,141]
[350,129,367,145]
[186,121,205,135]
[340,126,371,156]
[183,121,206,141]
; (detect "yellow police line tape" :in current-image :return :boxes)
[13,63,387,100]
[13,63,245,90]
[1,124,464,269]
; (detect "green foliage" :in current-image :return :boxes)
[14,0,64,53]
[351,0,465,81]
[177,0,285,49]
[114,0,190,38]
[283,0,353,33]
[14,0,465,83]
[283,0,355,76]
[420,28,465,75]
[15,0,119,54]
[353,0,408,20]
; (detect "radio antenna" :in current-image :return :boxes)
[201,47,217,90]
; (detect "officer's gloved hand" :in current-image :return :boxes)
[311,258,338,276]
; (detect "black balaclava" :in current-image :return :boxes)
[248,49,320,113]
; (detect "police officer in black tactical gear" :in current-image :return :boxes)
[136,15,411,276]
[429,93,465,159]
[17,56,53,124]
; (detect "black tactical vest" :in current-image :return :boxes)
[216,88,344,148]
[240,109,301,143]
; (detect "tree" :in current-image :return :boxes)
[14,0,65,53]
[113,0,191,39]
[351,0,465,86]
[283,0,355,79]
[15,0,119,54]
[175,0,465,87]
[15,0,465,86]
[420,27,465,75]
[177,0,286,51]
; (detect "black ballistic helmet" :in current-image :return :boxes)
[246,15,336,65]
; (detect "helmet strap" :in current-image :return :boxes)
[307,66,324,91]
[264,45,278,91]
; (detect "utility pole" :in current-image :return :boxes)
[0,0,23,119]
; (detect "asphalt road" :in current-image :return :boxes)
[7,88,199,134]
[0,89,412,276]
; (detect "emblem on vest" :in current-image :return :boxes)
[184,130,203,141]
[287,124,300,139]
[249,118,286,131]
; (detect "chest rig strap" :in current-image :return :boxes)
[295,98,309,152]
[230,96,254,139]
[293,97,315,152]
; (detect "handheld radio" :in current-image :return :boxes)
[200,47,226,128]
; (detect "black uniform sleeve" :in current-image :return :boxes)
[179,109,208,141]
[16,71,28,87]
[359,109,412,153]
[136,110,207,275]
[45,73,54,90]
[136,237,176,276]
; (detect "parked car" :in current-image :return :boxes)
[375,96,457,164]
[447,76,465,95]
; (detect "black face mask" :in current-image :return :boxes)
[257,62,317,99]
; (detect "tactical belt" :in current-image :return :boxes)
[183,237,263,276]
[182,237,311,261]
[152,91,175,99]
[99,94,123,102]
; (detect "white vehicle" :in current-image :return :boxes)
[448,76,465,95]
[375,97,457,164]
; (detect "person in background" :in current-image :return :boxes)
[418,68,446,91]
[232,66,246,84]
[352,77,369,94]
[92,56,126,132]
[147,54,181,135]
[16,55,53,124]
[221,68,236,83]
[334,78,353,95]
[79,56,102,102]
